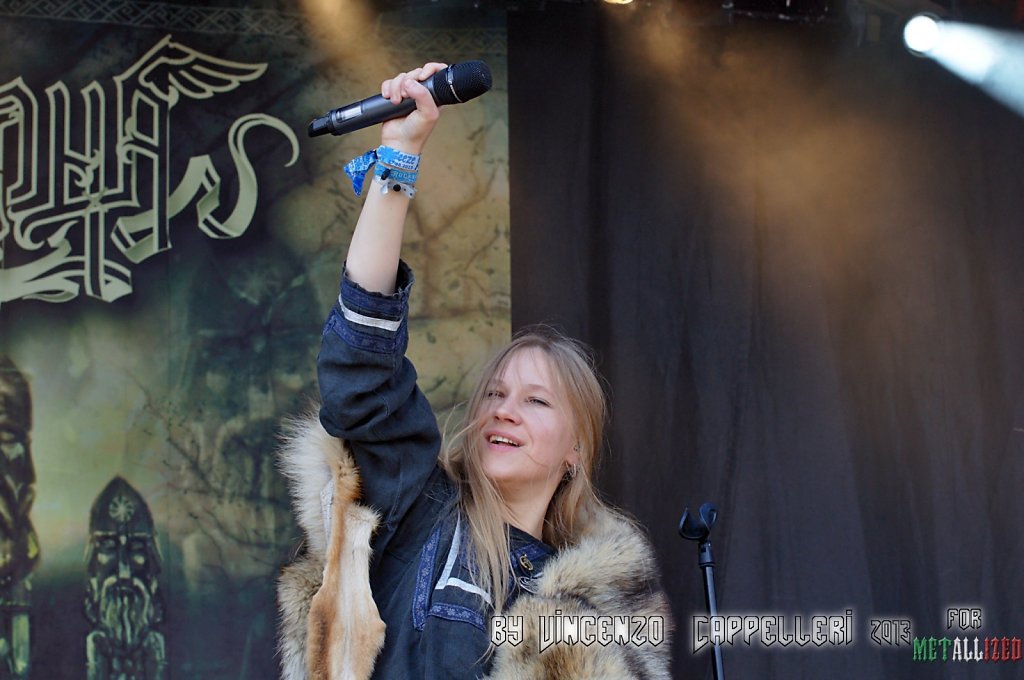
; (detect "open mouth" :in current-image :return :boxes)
[487,434,521,447]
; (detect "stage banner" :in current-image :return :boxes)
[0,2,509,677]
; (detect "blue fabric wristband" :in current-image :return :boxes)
[375,145,420,172]
[343,145,420,197]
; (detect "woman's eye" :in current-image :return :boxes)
[528,397,549,407]
[486,390,503,399]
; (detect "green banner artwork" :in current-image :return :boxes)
[0,2,509,678]
[0,34,299,303]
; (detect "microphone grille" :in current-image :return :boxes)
[435,60,493,106]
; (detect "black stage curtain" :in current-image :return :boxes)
[510,5,1024,678]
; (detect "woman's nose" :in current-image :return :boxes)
[492,398,520,423]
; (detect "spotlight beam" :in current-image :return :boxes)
[904,14,1024,119]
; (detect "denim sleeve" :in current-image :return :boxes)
[317,261,442,527]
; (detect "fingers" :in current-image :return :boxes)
[418,61,449,79]
[381,72,405,103]
[380,62,449,104]
[377,62,449,154]
[404,80,439,122]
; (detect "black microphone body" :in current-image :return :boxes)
[308,61,492,138]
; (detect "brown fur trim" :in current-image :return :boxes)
[484,510,673,680]
[277,416,673,679]
[277,414,384,680]
[278,552,323,680]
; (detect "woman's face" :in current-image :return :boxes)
[478,347,578,497]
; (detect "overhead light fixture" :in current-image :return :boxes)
[903,13,941,55]
[725,0,833,24]
[901,12,1024,118]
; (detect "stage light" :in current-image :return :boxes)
[903,13,941,55]
[901,14,1024,119]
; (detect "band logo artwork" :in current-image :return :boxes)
[0,35,299,305]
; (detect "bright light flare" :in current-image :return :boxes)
[903,14,941,55]
[299,0,373,63]
[903,14,1024,119]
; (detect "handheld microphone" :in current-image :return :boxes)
[308,61,493,138]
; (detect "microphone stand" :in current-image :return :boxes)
[679,503,725,680]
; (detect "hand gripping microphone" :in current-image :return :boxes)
[308,61,493,138]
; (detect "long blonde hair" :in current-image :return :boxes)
[439,326,609,614]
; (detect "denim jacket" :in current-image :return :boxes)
[316,262,553,679]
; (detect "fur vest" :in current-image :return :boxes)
[276,415,673,680]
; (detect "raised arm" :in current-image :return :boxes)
[345,62,447,294]
[317,63,451,528]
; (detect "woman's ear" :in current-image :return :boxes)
[567,441,581,467]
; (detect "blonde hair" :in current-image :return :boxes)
[439,326,609,615]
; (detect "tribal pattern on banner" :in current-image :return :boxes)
[1,35,298,303]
